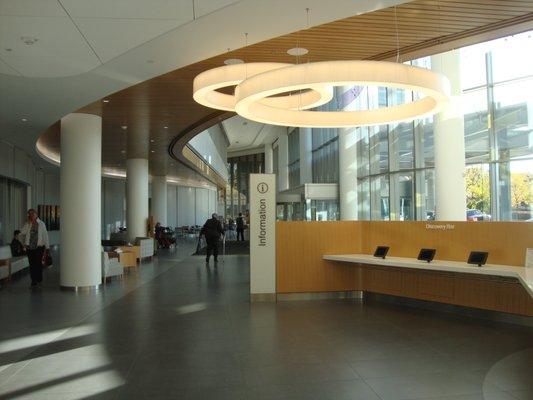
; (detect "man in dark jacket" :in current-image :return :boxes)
[201,213,224,263]
[236,213,245,241]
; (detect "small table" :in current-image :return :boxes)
[118,251,137,270]
[117,246,140,262]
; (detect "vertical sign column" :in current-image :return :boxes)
[249,173,276,301]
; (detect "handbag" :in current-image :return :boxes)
[42,250,53,268]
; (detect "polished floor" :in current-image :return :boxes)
[0,239,532,400]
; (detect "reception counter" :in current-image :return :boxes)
[322,253,533,317]
[323,254,533,299]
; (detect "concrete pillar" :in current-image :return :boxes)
[127,158,149,240]
[60,113,102,289]
[264,143,273,174]
[299,128,313,185]
[432,50,467,221]
[151,175,167,226]
[339,87,358,220]
[277,130,289,192]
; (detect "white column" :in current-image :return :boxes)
[299,128,313,184]
[127,158,149,241]
[432,50,467,221]
[264,143,273,174]
[277,130,289,192]
[338,87,358,220]
[60,113,102,289]
[151,175,167,226]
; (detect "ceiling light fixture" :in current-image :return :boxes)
[102,99,109,103]
[121,125,127,130]
[224,58,244,65]
[233,60,450,128]
[21,117,28,122]
[193,62,333,112]
[287,47,308,56]
[163,126,168,129]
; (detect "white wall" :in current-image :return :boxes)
[167,185,218,227]
[167,185,177,228]
[188,124,228,180]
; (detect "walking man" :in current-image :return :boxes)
[201,213,224,264]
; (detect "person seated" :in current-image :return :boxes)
[154,222,171,249]
[10,230,25,257]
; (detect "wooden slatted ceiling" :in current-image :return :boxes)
[37,0,533,184]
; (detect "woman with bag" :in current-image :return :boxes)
[20,209,50,288]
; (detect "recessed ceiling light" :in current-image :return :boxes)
[150,139,155,143]
[150,150,155,153]
[121,125,127,130]
[287,47,308,56]
[102,99,109,103]
[224,58,244,65]
[21,117,28,122]
[170,163,174,166]
[163,126,168,129]
[235,141,239,144]
[121,150,126,154]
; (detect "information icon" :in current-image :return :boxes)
[257,182,269,194]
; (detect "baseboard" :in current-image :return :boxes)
[250,292,277,302]
[276,290,363,302]
[364,292,533,328]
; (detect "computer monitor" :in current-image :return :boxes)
[418,248,436,263]
[467,251,488,267]
[373,246,389,259]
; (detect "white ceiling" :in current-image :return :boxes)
[223,115,284,152]
[0,0,407,172]
[0,0,244,77]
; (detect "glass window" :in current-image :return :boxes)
[465,164,491,216]
[491,32,533,83]
[463,88,490,163]
[371,175,389,221]
[357,178,370,220]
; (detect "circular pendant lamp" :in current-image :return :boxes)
[234,60,451,128]
[193,62,333,112]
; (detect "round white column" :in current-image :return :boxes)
[151,175,167,226]
[432,50,467,221]
[338,87,358,220]
[127,158,149,241]
[60,113,102,289]
[264,143,273,174]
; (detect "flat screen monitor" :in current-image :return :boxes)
[467,251,488,267]
[373,246,389,259]
[418,248,436,263]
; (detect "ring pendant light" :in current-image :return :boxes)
[193,62,333,112]
[234,60,451,128]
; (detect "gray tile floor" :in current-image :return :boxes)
[0,239,532,399]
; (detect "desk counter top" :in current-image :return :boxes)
[323,254,533,299]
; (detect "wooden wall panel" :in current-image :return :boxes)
[276,220,533,315]
[360,221,533,266]
[276,221,362,293]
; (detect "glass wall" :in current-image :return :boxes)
[288,128,300,188]
[0,176,27,245]
[352,31,533,221]
[226,153,264,218]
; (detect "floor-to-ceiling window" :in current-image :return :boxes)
[226,153,264,218]
[288,128,300,188]
[0,176,27,245]
[351,31,532,221]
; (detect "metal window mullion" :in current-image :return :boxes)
[486,51,500,220]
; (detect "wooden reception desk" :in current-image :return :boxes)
[323,254,533,316]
